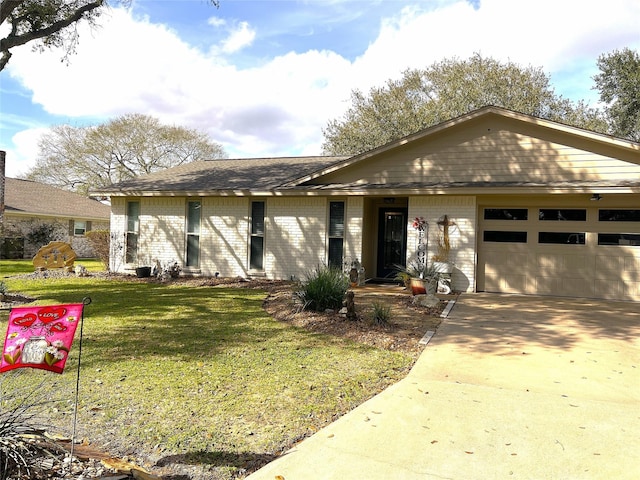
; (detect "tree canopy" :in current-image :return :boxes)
[322,53,609,155]
[594,47,640,142]
[0,0,219,71]
[26,113,227,195]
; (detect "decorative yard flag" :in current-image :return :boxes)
[1,304,84,374]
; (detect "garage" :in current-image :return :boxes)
[477,198,640,301]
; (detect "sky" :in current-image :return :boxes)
[1,0,639,178]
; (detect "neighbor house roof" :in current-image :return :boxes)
[5,178,111,220]
[93,156,348,196]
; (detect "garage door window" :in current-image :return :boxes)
[598,233,640,246]
[599,209,640,222]
[538,232,585,244]
[483,231,527,242]
[484,208,528,220]
[539,209,586,221]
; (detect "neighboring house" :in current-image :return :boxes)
[1,178,111,259]
[94,107,640,301]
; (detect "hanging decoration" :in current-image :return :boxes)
[1,303,84,374]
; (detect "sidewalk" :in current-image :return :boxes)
[246,293,640,479]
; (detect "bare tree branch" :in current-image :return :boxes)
[0,0,103,51]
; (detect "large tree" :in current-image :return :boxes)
[26,113,227,195]
[593,47,640,142]
[322,53,608,155]
[0,0,219,71]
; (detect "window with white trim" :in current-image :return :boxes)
[328,201,345,268]
[125,201,140,264]
[250,201,265,270]
[186,201,201,267]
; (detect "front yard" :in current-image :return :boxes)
[0,262,438,479]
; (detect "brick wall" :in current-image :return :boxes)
[344,196,363,269]
[202,197,249,277]
[266,197,327,280]
[409,196,477,292]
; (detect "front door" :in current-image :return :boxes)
[377,208,408,278]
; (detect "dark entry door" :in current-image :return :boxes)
[377,208,408,278]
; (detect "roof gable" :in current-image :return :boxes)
[290,107,640,191]
[5,178,111,219]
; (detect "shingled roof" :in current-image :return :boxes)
[93,156,348,195]
[5,178,111,220]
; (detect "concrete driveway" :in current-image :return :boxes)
[247,293,640,479]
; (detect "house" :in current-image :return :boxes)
[94,106,640,301]
[1,177,111,259]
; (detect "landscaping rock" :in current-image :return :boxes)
[412,294,440,308]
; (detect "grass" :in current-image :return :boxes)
[0,260,414,478]
[0,258,104,277]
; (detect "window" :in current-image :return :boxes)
[538,232,585,244]
[598,233,640,246]
[599,210,640,222]
[328,201,345,268]
[484,209,528,220]
[483,231,527,243]
[74,221,87,236]
[250,201,265,270]
[186,201,201,267]
[71,220,91,236]
[539,209,586,221]
[125,201,140,264]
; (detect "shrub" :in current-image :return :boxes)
[85,230,110,270]
[295,265,350,312]
[0,373,63,479]
[370,301,392,326]
[25,223,56,248]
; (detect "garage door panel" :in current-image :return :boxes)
[624,280,640,300]
[500,274,528,293]
[534,276,557,295]
[558,277,595,297]
[623,255,640,273]
[595,255,624,277]
[536,253,591,276]
[595,278,623,299]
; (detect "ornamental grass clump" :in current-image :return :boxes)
[295,265,350,312]
[370,301,392,326]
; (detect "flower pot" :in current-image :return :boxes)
[135,266,152,278]
[410,278,426,295]
[410,277,437,295]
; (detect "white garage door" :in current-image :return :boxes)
[478,206,640,301]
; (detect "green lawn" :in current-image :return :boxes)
[0,258,104,277]
[0,261,413,478]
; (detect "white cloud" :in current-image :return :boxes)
[3,0,639,164]
[207,16,226,28]
[3,128,49,177]
[220,21,256,54]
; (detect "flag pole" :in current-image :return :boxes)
[69,296,91,469]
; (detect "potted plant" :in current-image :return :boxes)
[394,260,440,295]
[135,255,152,278]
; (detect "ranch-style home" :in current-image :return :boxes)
[94,106,640,302]
[1,177,111,259]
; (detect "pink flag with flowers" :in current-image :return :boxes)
[1,304,84,374]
